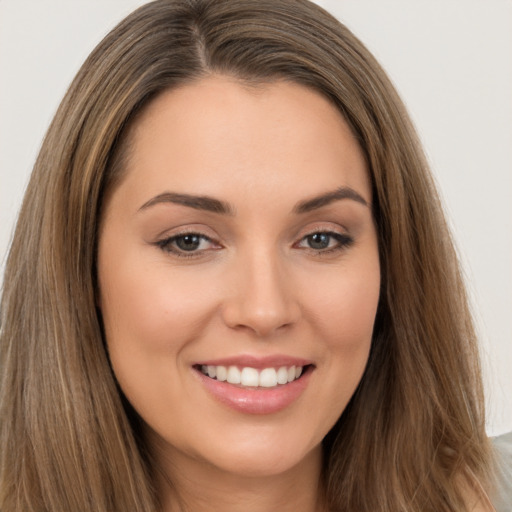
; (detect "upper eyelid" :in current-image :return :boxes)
[155,227,218,243]
[155,222,350,242]
[158,232,216,246]
[155,233,220,259]
[157,227,346,240]
[300,226,346,237]
[296,231,353,246]
[156,229,351,253]
[294,223,350,242]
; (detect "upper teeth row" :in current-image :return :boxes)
[200,365,303,388]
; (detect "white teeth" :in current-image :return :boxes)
[276,366,289,385]
[226,366,241,384]
[259,368,278,387]
[241,367,259,386]
[216,365,227,382]
[200,364,306,388]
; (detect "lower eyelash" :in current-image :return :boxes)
[330,233,354,247]
[155,233,213,257]
[302,231,354,253]
[154,231,353,258]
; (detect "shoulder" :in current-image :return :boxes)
[459,432,512,512]
[491,431,512,512]
[459,476,496,512]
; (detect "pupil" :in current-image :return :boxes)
[308,233,330,249]
[176,235,200,251]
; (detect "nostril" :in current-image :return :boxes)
[221,301,300,338]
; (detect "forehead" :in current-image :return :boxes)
[110,75,371,213]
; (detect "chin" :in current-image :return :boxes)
[192,432,323,479]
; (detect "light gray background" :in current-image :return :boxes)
[1,1,511,435]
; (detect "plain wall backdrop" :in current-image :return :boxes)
[0,0,511,436]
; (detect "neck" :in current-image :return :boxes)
[152,442,327,512]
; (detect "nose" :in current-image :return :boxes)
[221,249,301,338]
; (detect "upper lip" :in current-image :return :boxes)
[194,354,313,369]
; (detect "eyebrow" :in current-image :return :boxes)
[138,192,235,215]
[138,186,369,215]
[292,187,369,214]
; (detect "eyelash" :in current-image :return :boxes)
[297,231,354,254]
[155,230,354,259]
[156,232,217,258]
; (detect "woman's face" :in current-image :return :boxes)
[98,76,380,478]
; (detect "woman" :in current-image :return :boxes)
[0,0,506,510]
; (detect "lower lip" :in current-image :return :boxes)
[195,366,313,415]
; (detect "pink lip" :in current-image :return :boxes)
[195,354,313,370]
[193,364,314,415]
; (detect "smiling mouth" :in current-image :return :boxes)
[195,364,310,389]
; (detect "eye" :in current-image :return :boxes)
[297,231,353,252]
[156,233,219,256]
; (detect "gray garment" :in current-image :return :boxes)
[493,431,512,511]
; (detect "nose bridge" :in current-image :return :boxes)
[222,244,299,336]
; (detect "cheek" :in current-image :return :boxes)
[97,255,219,415]
[305,257,380,417]
[96,245,223,422]
[310,261,380,349]
[99,254,217,355]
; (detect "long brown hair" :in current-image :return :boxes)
[0,0,494,510]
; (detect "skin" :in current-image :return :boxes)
[97,76,381,511]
